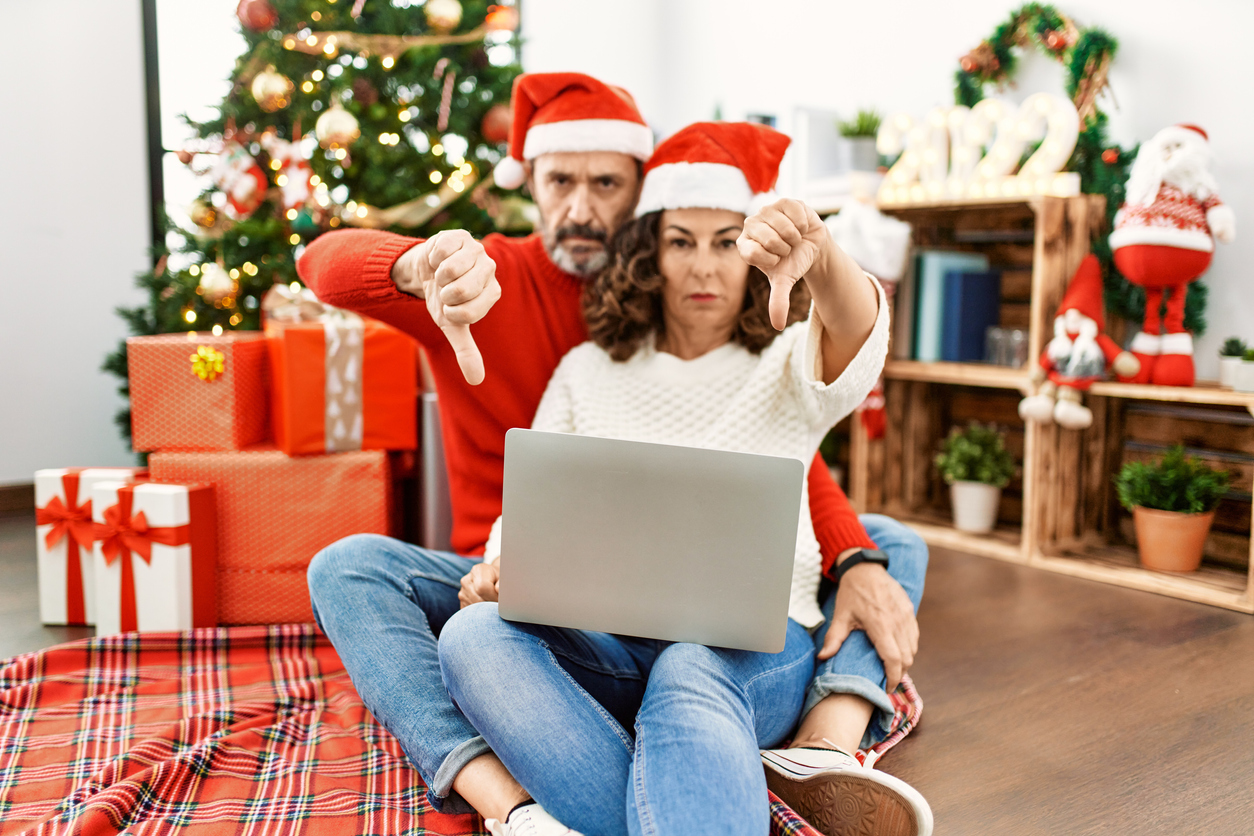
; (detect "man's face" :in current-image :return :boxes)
[527,151,641,277]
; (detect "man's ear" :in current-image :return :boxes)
[522,160,534,198]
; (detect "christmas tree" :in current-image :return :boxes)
[105,0,523,443]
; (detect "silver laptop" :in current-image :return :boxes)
[498,428,803,653]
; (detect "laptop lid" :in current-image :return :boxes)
[498,428,803,653]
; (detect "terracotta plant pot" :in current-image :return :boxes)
[950,481,1002,533]
[1132,506,1215,573]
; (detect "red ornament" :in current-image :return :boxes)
[237,0,278,32]
[1101,148,1120,164]
[485,5,519,32]
[1045,30,1065,51]
[481,104,511,144]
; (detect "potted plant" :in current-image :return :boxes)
[1114,446,1231,573]
[935,422,1016,533]
[837,109,882,172]
[1237,348,1254,393]
[1219,337,1246,388]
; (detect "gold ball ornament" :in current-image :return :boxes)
[315,100,361,150]
[485,4,519,32]
[251,66,293,112]
[424,0,463,33]
[197,262,236,304]
[188,200,218,228]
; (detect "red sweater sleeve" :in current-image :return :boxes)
[297,229,444,351]
[808,451,878,580]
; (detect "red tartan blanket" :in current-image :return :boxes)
[0,626,838,835]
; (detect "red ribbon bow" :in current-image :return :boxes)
[35,473,93,624]
[93,486,190,632]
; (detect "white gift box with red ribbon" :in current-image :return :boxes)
[34,467,146,626]
[91,481,218,637]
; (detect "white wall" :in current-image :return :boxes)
[0,1,150,484]
[523,0,1254,378]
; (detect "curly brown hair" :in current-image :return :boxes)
[583,211,812,361]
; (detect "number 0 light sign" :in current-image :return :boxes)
[877,93,1082,206]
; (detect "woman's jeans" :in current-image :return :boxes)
[306,515,928,820]
[439,603,815,836]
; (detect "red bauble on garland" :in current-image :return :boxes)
[1101,148,1120,164]
[237,0,278,32]
[481,104,511,144]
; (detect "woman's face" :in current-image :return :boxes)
[656,208,750,340]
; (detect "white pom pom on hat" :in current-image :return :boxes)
[492,72,653,191]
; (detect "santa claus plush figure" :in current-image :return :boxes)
[1019,254,1140,430]
[1110,124,1236,386]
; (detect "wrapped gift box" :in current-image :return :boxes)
[128,332,270,452]
[148,446,393,625]
[264,291,418,455]
[35,467,147,625]
[91,481,217,636]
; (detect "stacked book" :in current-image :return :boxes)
[892,250,1003,364]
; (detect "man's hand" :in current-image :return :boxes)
[819,560,918,691]
[392,230,501,385]
[737,199,831,330]
[459,562,500,608]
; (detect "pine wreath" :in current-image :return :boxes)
[953,3,1205,334]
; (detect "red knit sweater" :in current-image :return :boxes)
[298,230,875,574]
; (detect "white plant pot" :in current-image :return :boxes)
[1219,356,1242,389]
[1236,361,1254,393]
[950,481,1002,534]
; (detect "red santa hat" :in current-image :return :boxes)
[1056,254,1105,331]
[635,121,791,218]
[493,72,653,190]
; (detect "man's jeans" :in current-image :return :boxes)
[306,515,928,817]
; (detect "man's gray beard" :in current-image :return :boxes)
[549,242,609,277]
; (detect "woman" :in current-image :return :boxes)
[437,122,928,836]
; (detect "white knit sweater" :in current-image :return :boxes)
[486,274,890,628]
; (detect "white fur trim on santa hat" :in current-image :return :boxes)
[494,156,526,190]
[635,162,756,217]
[522,118,653,162]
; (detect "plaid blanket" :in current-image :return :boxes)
[0,626,844,835]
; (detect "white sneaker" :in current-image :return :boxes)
[762,742,933,836]
[484,802,584,836]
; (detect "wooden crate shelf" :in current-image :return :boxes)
[851,194,1254,613]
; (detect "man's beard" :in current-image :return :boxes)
[542,222,610,278]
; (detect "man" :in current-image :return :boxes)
[302,72,928,835]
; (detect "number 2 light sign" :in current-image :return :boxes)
[877,92,1082,206]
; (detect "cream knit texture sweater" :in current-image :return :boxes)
[486,274,890,628]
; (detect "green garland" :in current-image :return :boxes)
[953,3,1205,335]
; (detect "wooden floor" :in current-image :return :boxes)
[3,509,1253,833]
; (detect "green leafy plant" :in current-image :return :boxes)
[837,109,882,138]
[1243,348,1254,362]
[935,422,1015,487]
[1221,337,1247,357]
[1114,446,1231,514]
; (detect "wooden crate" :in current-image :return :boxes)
[850,194,1254,612]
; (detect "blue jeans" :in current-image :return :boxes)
[307,534,489,814]
[806,514,929,749]
[438,603,816,836]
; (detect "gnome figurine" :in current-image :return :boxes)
[1019,255,1140,430]
[1110,124,1235,386]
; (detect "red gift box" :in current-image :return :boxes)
[264,287,418,455]
[148,446,393,625]
[128,332,270,452]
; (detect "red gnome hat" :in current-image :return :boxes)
[635,121,791,217]
[493,72,653,189]
[1056,254,1106,331]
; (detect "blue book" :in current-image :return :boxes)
[914,251,990,361]
[941,270,1002,362]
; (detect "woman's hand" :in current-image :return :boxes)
[819,562,919,691]
[737,199,831,330]
[459,562,500,608]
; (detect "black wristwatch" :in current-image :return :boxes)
[834,548,890,584]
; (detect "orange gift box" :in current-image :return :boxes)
[128,332,270,452]
[264,289,418,456]
[148,445,393,625]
